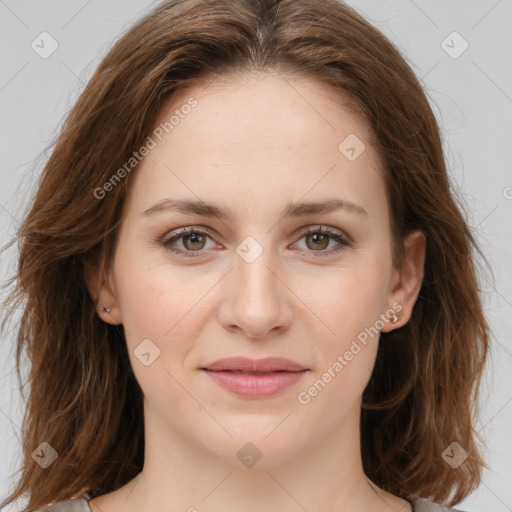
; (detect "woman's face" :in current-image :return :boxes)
[92,71,424,468]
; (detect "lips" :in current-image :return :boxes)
[200,357,308,398]
[202,356,307,373]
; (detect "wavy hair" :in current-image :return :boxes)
[1,0,491,509]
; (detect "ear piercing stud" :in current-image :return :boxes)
[100,306,112,313]
[390,311,400,324]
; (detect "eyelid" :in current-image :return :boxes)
[158,224,352,257]
[159,225,221,253]
[297,224,348,241]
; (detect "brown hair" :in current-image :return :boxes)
[1,0,491,509]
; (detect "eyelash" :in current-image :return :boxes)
[158,225,351,258]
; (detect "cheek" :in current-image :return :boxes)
[314,284,382,387]
[111,249,179,358]
[297,271,383,412]
[117,272,173,341]
[306,257,390,344]
[298,342,378,418]
[113,251,220,369]
[298,251,389,403]
[114,263,199,403]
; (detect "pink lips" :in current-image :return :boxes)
[201,357,308,398]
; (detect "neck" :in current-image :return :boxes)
[91,400,411,512]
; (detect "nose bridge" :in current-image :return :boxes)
[235,234,281,305]
[219,233,293,338]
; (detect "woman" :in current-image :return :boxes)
[0,0,490,511]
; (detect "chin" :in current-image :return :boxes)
[194,417,312,468]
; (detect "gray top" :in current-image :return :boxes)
[34,495,91,511]
[34,493,466,511]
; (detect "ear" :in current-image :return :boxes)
[84,260,123,325]
[381,229,426,332]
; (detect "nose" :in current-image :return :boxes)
[217,243,294,340]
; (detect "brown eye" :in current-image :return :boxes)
[294,225,351,256]
[305,233,330,251]
[161,227,217,257]
[182,232,207,251]
[160,225,350,259]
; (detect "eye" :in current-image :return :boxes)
[293,225,351,256]
[158,225,351,258]
[160,226,218,257]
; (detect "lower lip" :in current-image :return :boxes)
[202,369,308,398]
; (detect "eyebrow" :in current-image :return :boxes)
[142,197,368,221]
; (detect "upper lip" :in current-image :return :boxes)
[201,357,307,372]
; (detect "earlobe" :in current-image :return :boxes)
[95,303,122,325]
[381,230,426,332]
[83,261,123,325]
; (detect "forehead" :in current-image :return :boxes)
[167,70,374,147]
[124,71,386,222]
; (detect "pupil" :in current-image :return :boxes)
[185,233,205,250]
[308,233,328,250]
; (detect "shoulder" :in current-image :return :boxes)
[33,493,91,512]
[412,497,467,512]
[33,494,468,512]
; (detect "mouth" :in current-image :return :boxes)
[208,370,296,375]
[201,356,307,373]
[200,357,309,398]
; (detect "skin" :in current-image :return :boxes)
[86,70,426,512]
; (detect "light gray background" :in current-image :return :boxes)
[0,1,511,511]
